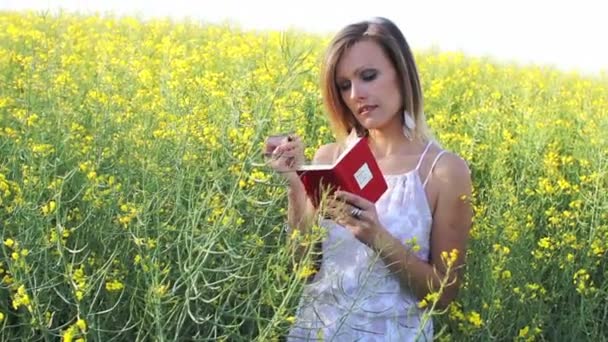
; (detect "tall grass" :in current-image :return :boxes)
[0,11,607,341]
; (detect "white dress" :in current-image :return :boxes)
[287,139,446,342]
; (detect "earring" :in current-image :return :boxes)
[403,111,416,140]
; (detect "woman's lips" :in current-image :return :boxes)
[358,105,377,115]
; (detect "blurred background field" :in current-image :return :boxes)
[0,11,607,341]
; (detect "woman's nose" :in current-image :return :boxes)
[350,82,367,100]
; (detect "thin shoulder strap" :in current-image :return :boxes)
[423,150,447,188]
[414,141,434,171]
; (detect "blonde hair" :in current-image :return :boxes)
[320,17,432,143]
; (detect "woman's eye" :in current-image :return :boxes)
[338,81,351,91]
[361,70,377,81]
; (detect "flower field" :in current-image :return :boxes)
[0,11,607,341]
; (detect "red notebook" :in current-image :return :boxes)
[296,137,388,208]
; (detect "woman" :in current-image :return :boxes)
[268,17,473,341]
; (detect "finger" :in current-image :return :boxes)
[326,202,357,223]
[347,205,370,223]
[325,198,350,215]
[272,147,293,160]
[273,143,301,158]
[325,196,343,207]
[329,199,354,217]
[336,214,360,229]
[335,191,372,210]
[325,199,347,213]
[283,141,303,152]
[286,135,295,143]
[273,153,298,169]
[278,149,296,159]
[324,206,346,222]
[286,134,300,143]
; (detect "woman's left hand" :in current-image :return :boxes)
[326,190,387,247]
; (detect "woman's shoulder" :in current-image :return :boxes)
[430,146,471,185]
[312,142,341,165]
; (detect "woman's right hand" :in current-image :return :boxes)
[265,134,305,180]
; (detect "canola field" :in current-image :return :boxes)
[0,11,607,341]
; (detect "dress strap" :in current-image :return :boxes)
[414,141,434,171]
[422,150,447,188]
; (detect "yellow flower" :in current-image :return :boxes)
[3,238,15,248]
[153,284,168,297]
[467,311,483,328]
[405,237,420,252]
[26,114,39,127]
[12,284,31,310]
[441,248,459,268]
[296,264,316,280]
[419,291,440,309]
[76,318,87,332]
[537,237,553,249]
[62,327,75,342]
[87,171,97,181]
[105,279,125,292]
[41,200,57,216]
[518,325,530,337]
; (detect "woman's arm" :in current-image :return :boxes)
[286,144,341,277]
[285,143,339,233]
[285,173,315,234]
[332,152,472,309]
[373,152,472,309]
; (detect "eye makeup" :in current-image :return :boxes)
[336,68,379,92]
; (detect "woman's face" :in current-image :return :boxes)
[335,39,402,131]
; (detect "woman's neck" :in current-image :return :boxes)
[367,124,422,158]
